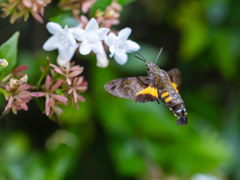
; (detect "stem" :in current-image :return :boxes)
[36,58,50,89]
[1,73,12,83]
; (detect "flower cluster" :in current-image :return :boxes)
[43,17,140,67]
[31,61,88,117]
[50,62,88,109]
[1,0,51,23]
[62,0,122,29]
[42,0,140,68]
[95,1,122,28]
[0,58,87,121]
[1,66,32,115]
[58,0,96,14]
[4,82,32,115]
[0,0,139,124]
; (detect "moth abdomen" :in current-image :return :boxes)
[177,115,188,126]
[158,88,187,125]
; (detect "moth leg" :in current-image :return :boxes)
[156,99,160,104]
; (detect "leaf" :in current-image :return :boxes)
[90,0,112,16]
[0,87,11,100]
[50,13,79,27]
[117,0,136,5]
[0,32,19,75]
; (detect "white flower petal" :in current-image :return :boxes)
[114,51,128,65]
[58,43,78,60]
[85,18,99,31]
[118,27,132,41]
[79,42,92,55]
[96,49,109,68]
[109,46,115,57]
[69,27,79,33]
[124,40,140,52]
[43,35,61,51]
[92,42,104,55]
[84,31,98,42]
[67,33,77,47]
[192,174,220,180]
[46,22,63,34]
[104,33,116,47]
[97,28,110,40]
[57,55,69,67]
[58,46,72,59]
[72,28,86,41]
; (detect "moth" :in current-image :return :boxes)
[104,49,188,126]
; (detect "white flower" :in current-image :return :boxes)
[191,174,220,180]
[57,44,78,67]
[43,22,77,66]
[72,18,109,55]
[104,27,140,65]
[96,46,109,68]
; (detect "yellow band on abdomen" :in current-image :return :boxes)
[160,92,168,98]
[164,96,171,103]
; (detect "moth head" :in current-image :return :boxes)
[146,61,159,73]
[134,51,162,73]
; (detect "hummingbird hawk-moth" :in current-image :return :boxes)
[104,49,188,126]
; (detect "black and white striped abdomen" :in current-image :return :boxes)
[158,88,186,116]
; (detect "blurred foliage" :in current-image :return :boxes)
[118,0,136,6]
[1,0,240,179]
[90,0,112,15]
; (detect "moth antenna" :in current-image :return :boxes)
[134,52,147,62]
[155,47,163,64]
[134,55,146,62]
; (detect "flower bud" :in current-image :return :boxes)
[0,59,8,68]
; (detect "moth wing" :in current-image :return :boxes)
[104,76,151,99]
[133,86,158,103]
[167,68,181,89]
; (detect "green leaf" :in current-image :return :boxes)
[90,0,112,16]
[0,87,11,99]
[50,13,79,27]
[0,32,19,75]
[117,0,136,5]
